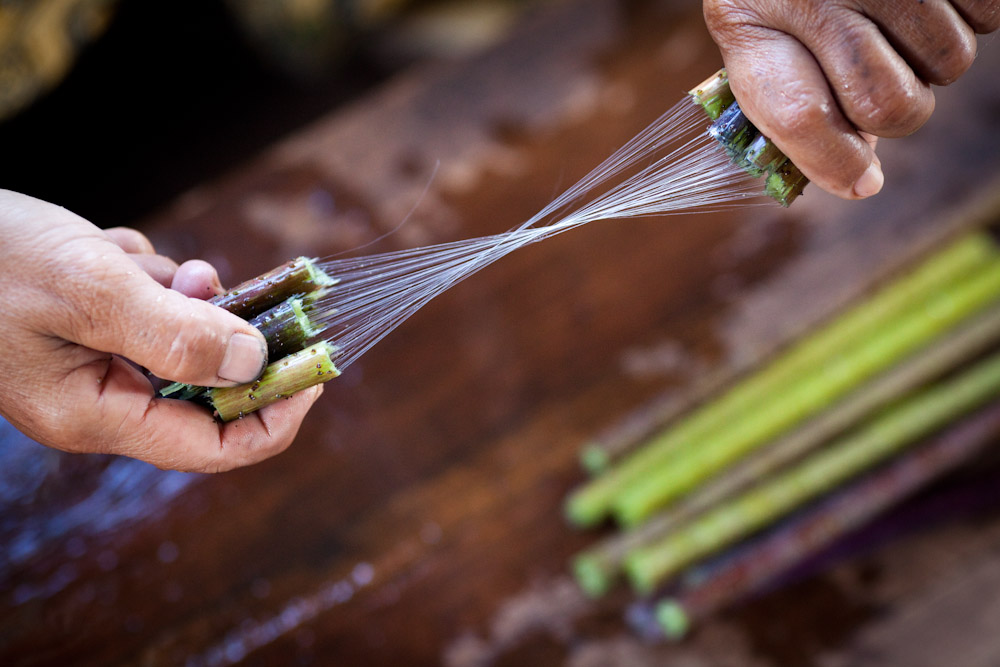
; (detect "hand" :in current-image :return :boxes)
[0,190,324,472]
[703,0,1000,199]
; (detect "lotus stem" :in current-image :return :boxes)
[612,260,1000,527]
[564,234,1000,527]
[688,69,735,120]
[248,292,326,360]
[210,343,340,421]
[210,256,336,320]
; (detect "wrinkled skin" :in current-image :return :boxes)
[704,0,1000,198]
[0,190,323,472]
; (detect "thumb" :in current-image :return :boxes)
[58,250,268,387]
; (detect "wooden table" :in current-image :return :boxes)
[4,0,1000,664]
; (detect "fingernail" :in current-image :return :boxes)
[853,162,884,198]
[219,333,267,383]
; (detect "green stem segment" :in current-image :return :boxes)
[249,292,325,360]
[210,256,336,320]
[564,233,1000,527]
[689,70,735,121]
[624,349,1000,593]
[210,342,340,422]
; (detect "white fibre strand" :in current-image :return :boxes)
[312,100,765,369]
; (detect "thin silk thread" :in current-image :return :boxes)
[312,100,764,369]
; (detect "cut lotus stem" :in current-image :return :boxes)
[613,259,1000,527]
[742,134,786,177]
[210,256,337,320]
[764,158,809,208]
[571,303,1000,597]
[248,291,326,360]
[653,399,1000,639]
[210,342,340,421]
[689,69,735,120]
[708,101,760,161]
[564,233,1000,527]
[623,349,1000,593]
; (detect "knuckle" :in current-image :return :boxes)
[851,83,932,137]
[962,1,1000,33]
[703,0,757,37]
[924,27,978,85]
[105,227,155,254]
[768,91,836,140]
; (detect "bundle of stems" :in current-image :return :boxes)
[160,257,341,420]
[571,302,1000,597]
[691,69,808,206]
[578,366,733,475]
[612,257,1000,526]
[652,398,1000,639]
[565,233,1000,527]
[623,348,1000,593]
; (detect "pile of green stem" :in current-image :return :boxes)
[160,257,341,421]
[564,231,1000,639]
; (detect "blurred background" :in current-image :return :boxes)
[4,1,1000,666]
[0,0,536,227]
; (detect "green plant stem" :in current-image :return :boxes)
[613,260,1000,526]
[580,367,733,475]
[623,349,1000,593]
[248,292,325,360]
[210,342,340,421]
[564,234,1000,527]
[571,303,1000,597]
[654,398,1000,639]
[210,256,336,320]
[689,69,734,120]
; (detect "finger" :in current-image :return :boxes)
[127,253,179,287]
[863,0,977,85]
[764,4,936,138]
[859,131,882,168]
[717,29,881,198]
[171,259,225,300]
[51,251,269,387]
[950,0,1000,33]
[52,354,322,472]
[104,227,156,254]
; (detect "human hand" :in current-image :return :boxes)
[0,190,324,472]
[703,0,1000,199]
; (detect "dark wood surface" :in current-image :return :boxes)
[4,1,1000,664]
